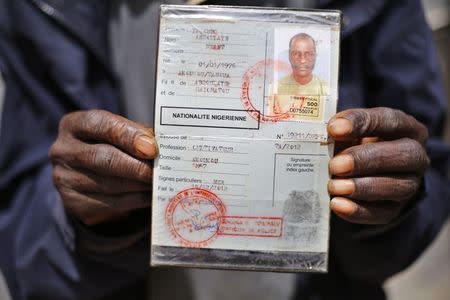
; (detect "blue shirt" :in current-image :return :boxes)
[0,0,449,299]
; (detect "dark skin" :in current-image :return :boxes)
[328,107,429,224]
[49,107,429,226]
[49,110,158,225]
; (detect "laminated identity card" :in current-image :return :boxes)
[151,5,341,272]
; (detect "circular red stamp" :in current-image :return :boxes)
[241,59,293,122]
[165,188,226,248]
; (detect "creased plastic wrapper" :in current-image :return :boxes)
[151,4,341,272]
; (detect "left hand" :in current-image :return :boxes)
[327,107,429,225]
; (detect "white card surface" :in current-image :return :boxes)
[151,5,341,272]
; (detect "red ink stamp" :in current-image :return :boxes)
[241,59,292,122]
[165,188,226,248]
[218,216,283,238]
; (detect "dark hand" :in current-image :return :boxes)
[327,108,429,225]
[49,110,158,225]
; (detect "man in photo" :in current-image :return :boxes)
[277,32,328,96]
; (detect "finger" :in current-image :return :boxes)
[87,191,151,211]
[360,137,380,144]
[330,197,404,225]
[329,138,429,176]
[328,175,420,202]
[61,110,157,159]
[328,108,428,143]
[60,188,151,225]
[53,138,153,183]
[53,165,151,194]
[334,140,359,154]
[333,137,380,155]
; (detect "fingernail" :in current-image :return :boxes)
[330,197,356,215]
[135,135,157,158]
[329,154,353,175]
[328,179,354,195]
[329,118,352,137]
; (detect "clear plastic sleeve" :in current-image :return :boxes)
[151,4,341,273]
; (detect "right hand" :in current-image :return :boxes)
[49,110,158,225]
